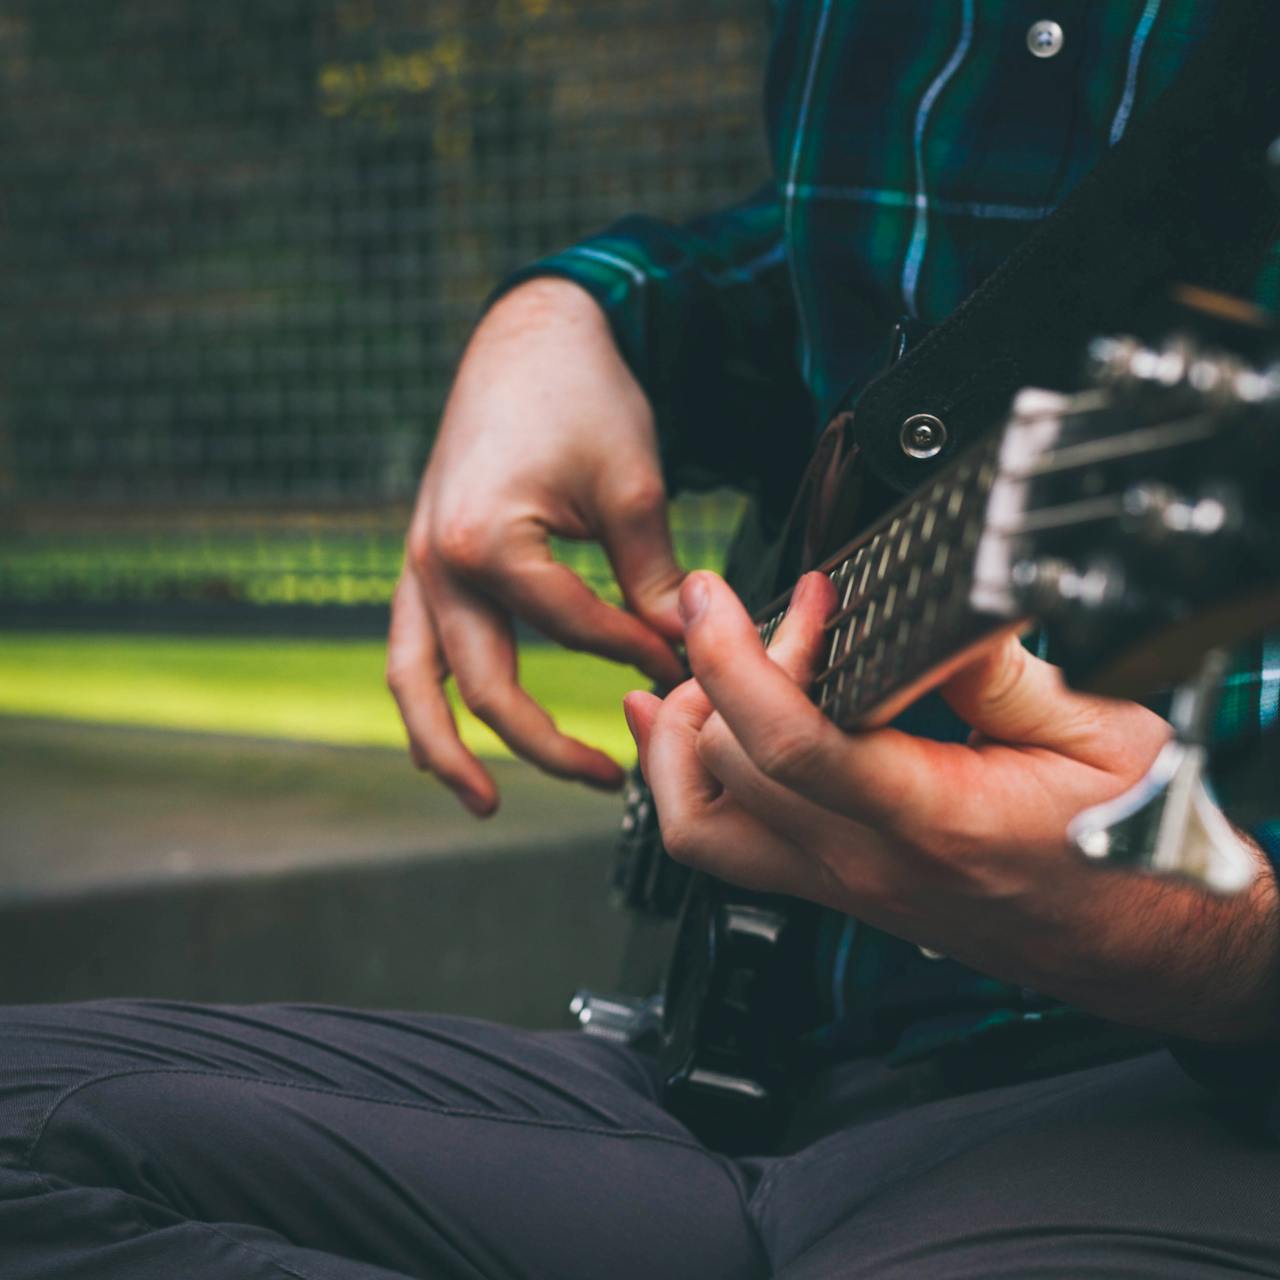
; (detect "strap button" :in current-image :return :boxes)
[899,413,947,460]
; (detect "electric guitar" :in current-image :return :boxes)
[583,331,1280,1153]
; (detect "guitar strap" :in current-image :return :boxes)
[777,1,1280,583]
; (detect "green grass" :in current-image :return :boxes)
[1,492,743,608]
[0,633,643,762]
[0,494,743,760]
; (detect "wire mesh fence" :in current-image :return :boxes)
[0,0,766,630]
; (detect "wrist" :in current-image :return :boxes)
[484,276,607,334]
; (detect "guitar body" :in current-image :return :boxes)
[659,887,822,1154]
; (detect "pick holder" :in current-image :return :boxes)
[1068,648,1258,895]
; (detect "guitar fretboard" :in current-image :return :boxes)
[755,434,1003,729]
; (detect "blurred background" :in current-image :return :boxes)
[0,0,767,1022]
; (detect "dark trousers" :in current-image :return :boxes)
[2,1000,1279,1279]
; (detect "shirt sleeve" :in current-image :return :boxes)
[493,183,815,498]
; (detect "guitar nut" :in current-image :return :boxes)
[900,413,947,460]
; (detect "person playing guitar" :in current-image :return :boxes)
[6,4,1280,1277]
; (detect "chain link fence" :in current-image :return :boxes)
[0,0,765,630]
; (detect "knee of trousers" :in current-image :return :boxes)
[28,1070,243,1206]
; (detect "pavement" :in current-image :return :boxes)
[0,718,634,1027]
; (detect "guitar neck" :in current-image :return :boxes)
[755,434,1007,730]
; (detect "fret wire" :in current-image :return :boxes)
[877,541,893,582]
[775,433,1004,707]
[816,577,980,695]
[826,617,844,673]
[840,557,859,607]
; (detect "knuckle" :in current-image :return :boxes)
[983,636,1030,710]
[384,641,424,694]
[459,685,502,727]
[756,726,820,785]
[898,788,978,860]
[384,648,415,695]
[611,475,667,525]
[695,715,732,769]
[405,527,432,576]
[434,515,494,576]
[910,820,972,869]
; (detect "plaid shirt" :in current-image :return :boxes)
[506,2,1280,1104]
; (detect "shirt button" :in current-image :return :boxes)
[1027,19,1064,58]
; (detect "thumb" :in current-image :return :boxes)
[940,631,1094,753]
[598,480,686,641]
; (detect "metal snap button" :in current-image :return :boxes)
[899,413,947,460]
[1027,19,1064,58]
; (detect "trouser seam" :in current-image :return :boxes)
[24,1064,713,1172]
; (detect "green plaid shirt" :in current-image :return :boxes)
[507,2,1280,1100]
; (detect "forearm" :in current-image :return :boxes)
[1001,836,1280,1044]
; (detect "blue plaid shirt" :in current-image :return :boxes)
[505,2,1280,1114]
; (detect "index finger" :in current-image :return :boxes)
[680,572,940,826]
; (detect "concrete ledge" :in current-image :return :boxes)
[1,720,629,1026]
[0,837,627,1026]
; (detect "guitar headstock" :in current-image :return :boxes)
[972,334,1280,697]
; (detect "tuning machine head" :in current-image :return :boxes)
[1086,332,1280,408]
[1119,480,1239,546]
[974,330,1280,697]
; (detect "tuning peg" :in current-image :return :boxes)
[1088,332,1278,405]
[1067,648,1257,895]
[1010,555,1124,613]
[1120,482,1234,542]
[1086,335,1194,389]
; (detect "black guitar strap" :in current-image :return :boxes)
[843,1,1280,501]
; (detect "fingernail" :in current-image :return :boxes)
[791,574,813,609]
[622,695,639,742]
[678,575,709,626]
